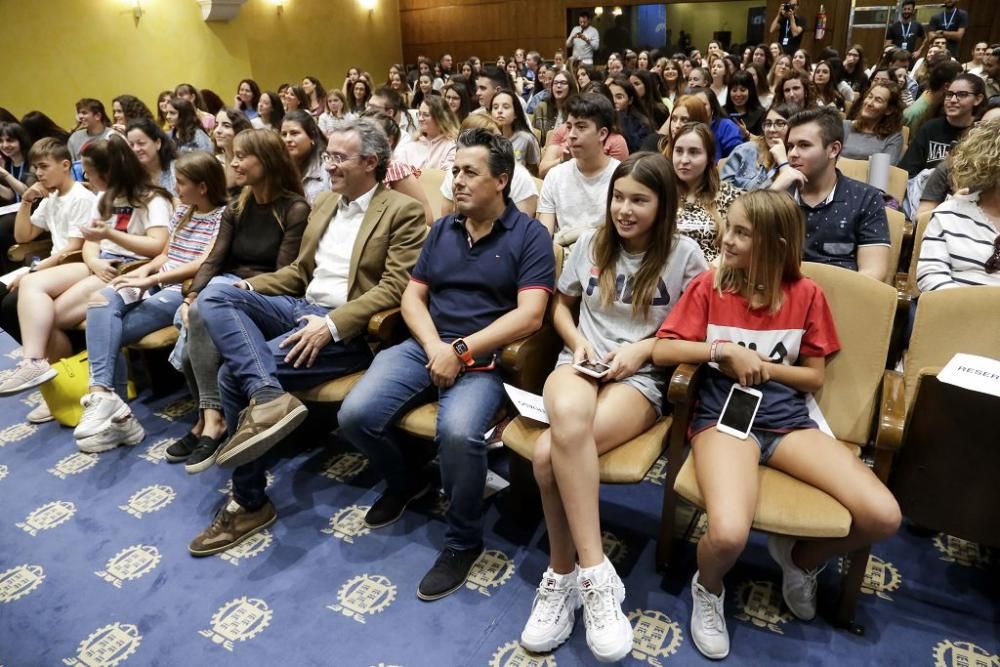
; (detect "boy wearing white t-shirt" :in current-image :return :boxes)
[537,94,620,246]
[12,138,94,276]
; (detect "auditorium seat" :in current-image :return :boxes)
[659,261,903,632]
[417,168,447,222]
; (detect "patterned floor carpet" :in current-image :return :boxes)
[0,336,997,667]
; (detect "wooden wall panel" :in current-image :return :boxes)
[401,0,1000,67]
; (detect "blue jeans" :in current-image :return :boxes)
[85,286,183,398]
[197,282,373,510]
[338,337,506,551]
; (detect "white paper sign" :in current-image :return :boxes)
[937,353,1000,398]
[503,383,549,424]
[0,202,20,217]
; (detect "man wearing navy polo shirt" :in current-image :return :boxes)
[338,129,555,601]
[784,107,890,281]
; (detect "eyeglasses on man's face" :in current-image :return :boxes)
[321,152,361,166]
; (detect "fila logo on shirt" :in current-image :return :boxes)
[586,268,670,306]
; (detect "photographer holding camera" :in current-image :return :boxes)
[770,1,807,55]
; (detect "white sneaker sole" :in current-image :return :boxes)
[76,421,145,453]
[74,399,132,440]
[587,616,634,663]
[767,536,817,621]
[0,367,57,396]
[520,615,576,653]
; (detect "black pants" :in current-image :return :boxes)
[0,284,21,343]
[0,213,18,275]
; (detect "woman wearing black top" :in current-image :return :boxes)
[170,129,309,469]
[724,71,766,137]
[608,75,654,152]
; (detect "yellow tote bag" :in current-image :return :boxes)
[39,351,137,427]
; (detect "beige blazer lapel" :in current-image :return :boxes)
[346,187,389,290]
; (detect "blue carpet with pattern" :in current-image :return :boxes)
[0,335,997,667]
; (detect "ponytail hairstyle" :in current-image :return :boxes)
[231,128,304,217]
[715,190,804,313]
[595,152,679,319]
[86,135,172,218]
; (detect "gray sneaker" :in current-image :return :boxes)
[0,360,57,396]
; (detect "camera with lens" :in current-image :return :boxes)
[783,2,795,11]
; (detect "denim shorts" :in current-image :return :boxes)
[748,429,787,464]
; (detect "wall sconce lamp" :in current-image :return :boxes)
[128,0,144,24]
[612,6,623,16]
[593,6,603,16]
[273,0,284,15]
[359,0,376,10]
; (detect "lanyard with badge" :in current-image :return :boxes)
[9,162,24,202]
[783,17,793,47]
[899,21,914,51]
[941,7,958,30]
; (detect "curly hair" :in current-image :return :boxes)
[849,82,903,139]
[949,118,1000,193]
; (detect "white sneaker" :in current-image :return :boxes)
[0,360,56,395]
[578,557,632,663]
[767,534,821,621]
[76,414,145,453]
[74,392,129,440]
[520,566,580,653]
[27,402,53,424]
[690,571,729,659]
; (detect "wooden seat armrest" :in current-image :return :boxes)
[7,240,53,264]
[875,370,905,453]
[368,307,405,343]
[57,250,84,265]
[667,363,703,407]
[500,325,562,394]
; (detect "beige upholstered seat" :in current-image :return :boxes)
[417,168,447,222]
[129,326,179,351]
[660,262,903,629]
[292,371,366,404]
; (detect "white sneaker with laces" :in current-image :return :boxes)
[690,571,729,659]
[76,413,145,453]
[74,392,129,440]
[767,534,822,621]
[520,566,580,653]
[0,360,57,395]
[27,402,53,424]
[578,557,632,663]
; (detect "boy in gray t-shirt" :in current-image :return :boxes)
[555,229,707,412]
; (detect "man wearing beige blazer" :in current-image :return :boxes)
[188,118,426,556]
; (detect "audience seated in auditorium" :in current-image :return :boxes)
[724,71,766,137]
[917,117,1000,291]
[281,110,331,206]
[68,99,115,162]
[170,129,309,471]
[165,97,213,154]
[0,136,172,407]
[255,91,284,131]
[188,118,426,556]
[721,102,801,192]
[491,90,540,175]
[672,122,742,263]
[785,107,890,280]
[652,189,901,660]
[538,94,620,245]
[519,152,706,662]
[337,128,554,602]
[126,118,178,194]
[76,151,227,452]
[841,82,905,165]
[901,72,984,177]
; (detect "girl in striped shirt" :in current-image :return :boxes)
[75,151,228,453]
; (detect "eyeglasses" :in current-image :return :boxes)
[321,152,361,166]
[945,91,976,101]
[986,235,1000,274]
[762,120,788,129]
[552,80,569,86]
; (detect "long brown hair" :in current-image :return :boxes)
[657,95,709,155]
[172,150,229,236]
[673,122,720,211]
[714,190,804,313]
[593,152,679,319]
[231,129,304,217]
[848,82,903,139]
[82,135,172,219]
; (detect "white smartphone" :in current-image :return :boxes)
[573,359,612,379]
[716,384,763,440]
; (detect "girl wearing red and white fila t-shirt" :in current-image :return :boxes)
[652,190,901,660]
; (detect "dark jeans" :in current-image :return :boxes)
[197,281,373,510]
[0,213,18,274]
[337,337,506,551]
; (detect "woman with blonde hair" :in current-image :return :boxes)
[917,117,1000,291]
[395,95,459,172]
[671,122,742,262]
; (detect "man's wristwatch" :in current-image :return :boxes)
[451,338,475,367]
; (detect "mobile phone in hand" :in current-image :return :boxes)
[574,360,612,379]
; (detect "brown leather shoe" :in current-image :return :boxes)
[214,393,308,469]
[188,498,277,557]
